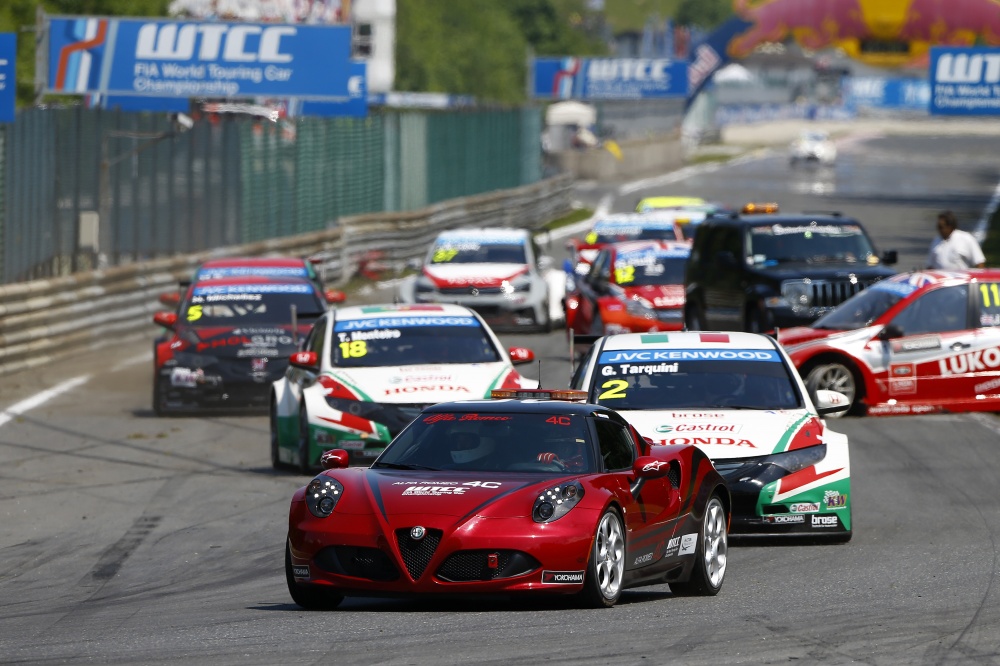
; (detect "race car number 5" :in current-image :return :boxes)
[339,340,368,358]
[186,305,203,322]
[598,379,628,399]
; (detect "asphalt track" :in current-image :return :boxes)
[2,131,999,665]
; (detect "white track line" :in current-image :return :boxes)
[110,352,152,373]
[0,375,91,428]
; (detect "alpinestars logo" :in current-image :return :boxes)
[542,570,585,584]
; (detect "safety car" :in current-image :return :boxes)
[790,130,837,166]
[271,303,539,472]
[566,210,707,277]
[397,228,558,331]
[152,276,331,415]
[571,331,852,540]
[285,388,730,609]
[778,270,1000,416]
[565,240,690,335]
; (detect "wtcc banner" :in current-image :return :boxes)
[930,47,1000,115]
[44,16,360,101]
[531,57,688,100]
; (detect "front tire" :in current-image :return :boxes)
[805,362,859,417]
[285,540,344,610]
[579,507,625,608]
[670,495,727,596]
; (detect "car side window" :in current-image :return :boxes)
[587,250,612,285]
[593,419,635,471]
[570,344,597,390]
[309,317,327,355]
[890,285,970,335]
[975,282,1000,327]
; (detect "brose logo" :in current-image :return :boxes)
[136,23,296,63]
[542,570,585,584]
[811,515,839,528]
[936,52,1000,85]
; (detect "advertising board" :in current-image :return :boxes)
[930,47,1000,115]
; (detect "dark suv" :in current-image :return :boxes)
[684,212,897,332]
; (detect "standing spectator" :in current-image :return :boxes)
[926,210,985,270]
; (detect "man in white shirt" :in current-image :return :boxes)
[926,210,986,270]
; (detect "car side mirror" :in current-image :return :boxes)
[815,389,850,416]
[509,347,535,365]
[320,449,350,470]
[632,456,670,480]
[537,255,554,272]
[324,289,347,304]
[158,291,181,307]
[153,311,178,329]
[881,250,898,265]
[289,350,320,371]
[878,323,904,340]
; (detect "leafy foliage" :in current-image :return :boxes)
[674,0,734,29]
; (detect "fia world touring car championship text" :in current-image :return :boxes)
[132,62,294,96]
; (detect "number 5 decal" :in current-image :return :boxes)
[598,379,628,400]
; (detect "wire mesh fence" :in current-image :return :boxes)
[0,105,543,285]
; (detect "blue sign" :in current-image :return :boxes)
[844,77,930,112]
[532,57,688,100]
[685,16,753,108]
[930,47,1000,115]
[599,349,780,364]
[47,16,360,101]
[0,33,15,123]
[289,61,367,117]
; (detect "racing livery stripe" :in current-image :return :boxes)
[770,414,810,454]
[777,465,843,496]
[364,470,389,521]
[327,373,375,402]
[456,481,538,522]
[485,367,510,395]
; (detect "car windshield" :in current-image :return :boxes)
[195,265,311,281]
[374,412,597,473]
[812,281,915,330]
[181,283,323,326]
[748,223,877,265]
[590,223,681,244]
[430,239,526,265]
[332,316,501,367]
[592,348,802,410]
[614,252,688,286]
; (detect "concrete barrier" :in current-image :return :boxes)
[0,176,573,377]
[549,134,685,181]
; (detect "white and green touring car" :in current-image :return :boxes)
[270,303,538,471]
[572,331,853,541]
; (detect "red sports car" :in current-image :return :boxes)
[565,240,690,334]
[285,389,730,609]
[779,270,1000,416]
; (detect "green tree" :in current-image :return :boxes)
[674,0,733,29]
[504,0,606,56]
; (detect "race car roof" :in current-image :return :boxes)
[434,228,530,242]
[333,303,477,322]
[424,397,621,419]
[635,196,705,211]
[195,257,313,280]
[600,331,779,352]
[200,257,307,268]
[187,276,318,288]
[593,211,707,228]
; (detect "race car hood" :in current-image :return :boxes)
[356,470,554,519]
[623,284,685,309]
[422,264,529,289]
[619,409,825,459]
[751,264,896,280]
[328,362,520,404]
[177,325,305,358]
[780,325,881,354]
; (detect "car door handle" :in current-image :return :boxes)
[950,342,972,350]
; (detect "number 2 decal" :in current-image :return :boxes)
[598,379,628,400]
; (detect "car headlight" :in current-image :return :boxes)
[765,280,812,312]
[306,475,344,518]
[501,275,532,294]
[716,444,827,488]
[625,296,655,318]
[533,480,585,523]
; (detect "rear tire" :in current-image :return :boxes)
[670,495,727,596]
[152,377,165,417]
[579,507,625,608]
[285,540,344,610]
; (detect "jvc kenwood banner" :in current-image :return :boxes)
[45,16,359,101]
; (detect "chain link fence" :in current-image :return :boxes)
[0,105,544,285]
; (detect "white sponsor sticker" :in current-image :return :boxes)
[678,533,698,556]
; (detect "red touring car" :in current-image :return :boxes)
[565,240,690,335]
[285,390,730,609]
[779,270,1000,416]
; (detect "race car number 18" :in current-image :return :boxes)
[339,340,368,358]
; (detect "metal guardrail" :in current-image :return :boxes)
[0,175,573,377]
